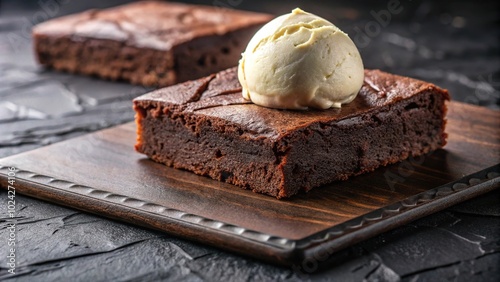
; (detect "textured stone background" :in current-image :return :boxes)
[0,0,499,281]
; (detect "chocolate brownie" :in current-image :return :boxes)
[133,67,450,198]
[33,1,271,87]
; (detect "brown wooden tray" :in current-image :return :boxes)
[1,101,499,267]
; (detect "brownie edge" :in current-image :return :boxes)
[133,68,450,198]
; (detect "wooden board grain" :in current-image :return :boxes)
[0,101,499,266]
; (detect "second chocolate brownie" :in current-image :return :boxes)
[33,1,271,87]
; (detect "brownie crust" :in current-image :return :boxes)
[134,68,450,198]
[33,1,271,87]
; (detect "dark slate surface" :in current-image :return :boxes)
[0,0,499,281]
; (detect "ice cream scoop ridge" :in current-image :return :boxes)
[238,8,364,110]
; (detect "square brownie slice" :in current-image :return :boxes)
[33,1,271,87]
[133,67,449,198]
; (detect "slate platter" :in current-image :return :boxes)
[0,101,498,266]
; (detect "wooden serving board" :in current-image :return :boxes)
[0,101,499,266]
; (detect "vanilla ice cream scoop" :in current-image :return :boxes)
[238,8,364,110]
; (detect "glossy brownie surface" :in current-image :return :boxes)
[135,67,449,140]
